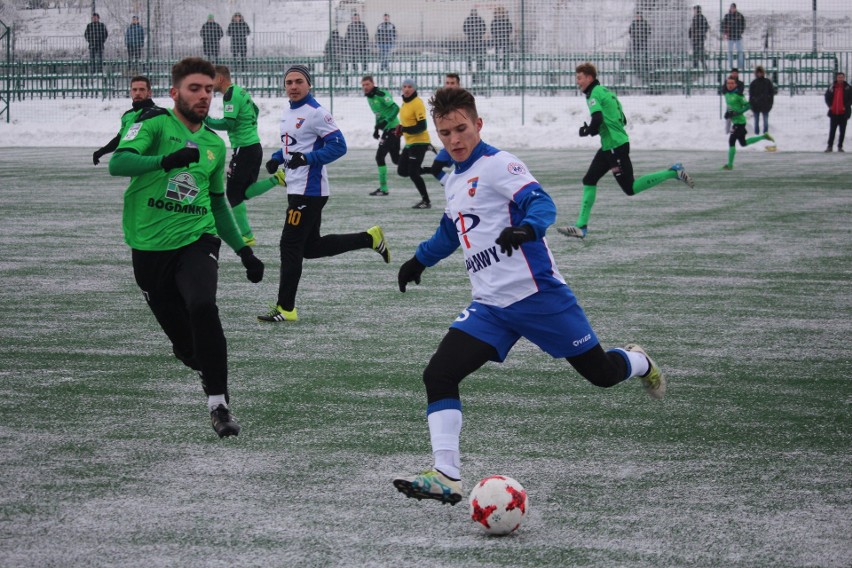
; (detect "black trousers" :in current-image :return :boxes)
[376,130,400,167]
[227,142,263,207]
[422,329,629,404]
[277,194,371,310]
[398,144,430,202]
[131,234,229,396]
[583,143,636,195]
[828,115,848,148]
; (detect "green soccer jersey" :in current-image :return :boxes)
[724,91,750,125]
[206,84,260,148]
[367,88,400,130]
[119,107,147,137]
[115,109,227,251]
[587,84,630,151]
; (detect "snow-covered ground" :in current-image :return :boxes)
[0,92,836,153]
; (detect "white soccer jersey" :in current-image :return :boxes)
[278,95,344,197]
[439,143,566,307]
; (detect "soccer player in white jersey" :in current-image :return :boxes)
[393,87,666,505]
[258,65,390,323]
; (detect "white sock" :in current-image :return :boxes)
[625,350,650,378]
[207,394,227,412]
[428,408,462,480]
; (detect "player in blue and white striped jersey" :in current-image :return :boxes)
[393,87,667,505]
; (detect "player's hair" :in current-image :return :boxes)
[213,65,231,80]
[575,62,597,79]
[429,87,478,122]
[445,72,461,83]
[361,75,375,84]
[130,75,150,89]
[171,57,215,87]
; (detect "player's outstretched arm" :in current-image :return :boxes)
[108,149,164,177]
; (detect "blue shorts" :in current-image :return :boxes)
[449,286,599,362]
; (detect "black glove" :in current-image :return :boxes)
[265,158,279,174]
[579,122,590,137]
[373,126,380,139]
[495,225,535,257]
[237,246,264,283]
[724,110,734,119]
[286,152,308,169]
[161,147,200,171]
[92,149,105,165]
[398,256,426,293]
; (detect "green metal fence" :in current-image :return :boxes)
[4,49,844,102]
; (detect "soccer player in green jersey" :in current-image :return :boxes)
[722,76,775,170]
[362,75,401,196]
[558,62,695,239]
[206,65,284,246]
[108,57,266,438]
[92,75,158,165]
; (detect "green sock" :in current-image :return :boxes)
[378,165,388,192]
[576,185,597,228]
[745,135,765,146]
[231,202,252,236]
[632,169,677,194]
[245,176,277,199]
[727,146,736,167]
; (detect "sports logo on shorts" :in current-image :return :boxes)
[123,123,142,141]
[507,162,526,175]
[165,172,200,203]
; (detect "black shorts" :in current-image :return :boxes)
[729,123,748,147]
[398,144,429,177]
[226,142,263,205]
[582,142,635,195]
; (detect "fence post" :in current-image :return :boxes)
[0,19,9,123]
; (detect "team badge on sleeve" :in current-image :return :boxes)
[324,114,336,125]
[123,123,142,140]
[507,162,527,175]
[224,104,234,113]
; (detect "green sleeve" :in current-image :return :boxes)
[205,116,236,131]
[108,150,162,177]
[210,191,245,253]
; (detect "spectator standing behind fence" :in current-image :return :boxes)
[629,12,651,80]
[463,8,486,80]
[490,6,513,71]
[201,15,223,61]
[689,5,709,69]
[345,12,369,73]
[325,30,344,74]
[749,65,776,136]
[125,16,144,66]
[84,12,108,73]
[722,3,745,71]
[227,12,250,65]
[824,71,851,153]
[375,13,396,72]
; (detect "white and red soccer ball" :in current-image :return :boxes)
[468,475,528,535]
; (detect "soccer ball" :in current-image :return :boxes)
[468,475,528,535]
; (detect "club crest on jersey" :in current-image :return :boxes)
[295,118,306,129]
[507,162,527,175]
[224,104,234,113]
[207,149,215,162]
[324,114,335,125]
[466,177,479,197]
[165,172,200,203]
[589,98,598,107]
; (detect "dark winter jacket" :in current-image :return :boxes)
[490,14,513,48]
[375,21,396,46]
[84,21,109,48]
[201,21,224,51]
[125,23,144,48]
[749,76,776,113]
[345,21,369,53]
[824,81,852,119]
[721,12,746,40]
[689,14,709,43]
